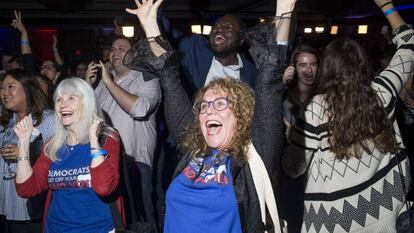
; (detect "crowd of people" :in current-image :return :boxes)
[0,0,413,232]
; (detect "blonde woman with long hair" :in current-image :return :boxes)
[13,78,123,232]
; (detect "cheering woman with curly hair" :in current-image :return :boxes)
[125,0,296,231]
[283,0,414,232]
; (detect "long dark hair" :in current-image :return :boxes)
[286,44,320,117]
[35,74,55,109]
[0,69,48,130]
[312,38,399,159]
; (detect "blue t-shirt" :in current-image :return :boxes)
[164,150,242,233]
[45,144,114,233]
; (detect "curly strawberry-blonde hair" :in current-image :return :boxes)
[180,78,255,160]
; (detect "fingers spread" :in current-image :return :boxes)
[154,0,164,7]
[125,8,137,14]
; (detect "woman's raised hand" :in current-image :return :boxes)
[125,0,163,37]
[14,114,33,142]
[126,0,163,24]
[11,10,27,34]
[88,113,104,144]
[283,65,296,85]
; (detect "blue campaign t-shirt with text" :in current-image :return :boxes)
[45,144,114,233]
[164,150,242,233]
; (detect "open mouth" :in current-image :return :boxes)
[206,120,223,135]
[303,74,314,80]
[214,34,226,44]
[111,55,121,62]
[60,111,74,118]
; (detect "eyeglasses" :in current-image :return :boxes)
[195,97,230,114]
[40,65,56,70]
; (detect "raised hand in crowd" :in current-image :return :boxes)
[126,0,163,32]
[282,64,295,85]
[274,0,297,42]
[126,0,165,56]
[114,18,123,36]
[13,115,33,147]
[11,10,32,55]
[85,60,112,87]
[89,113,105,166]
[86,61,100,85]
[98,60,112,84]
[373,0,405,29]
[13,114,34,183]
[52,34,64,65]
[52,34,58,49]
[11,10,27,35]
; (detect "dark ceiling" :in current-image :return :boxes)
[0,0,274,27]
[0,0,412,27]
[0,0,412,63]
[0,0,412,32]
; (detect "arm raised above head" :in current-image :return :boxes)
[274,0,297,43]
[374,0,405,30]
[126,0,167,57]
[11,10,32,55]
[125,0,192,145]
[244,23,292,176]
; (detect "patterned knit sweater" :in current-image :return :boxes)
[283,26,414,233]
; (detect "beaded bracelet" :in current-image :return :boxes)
[384,7,396,16]
[90,149,108,159]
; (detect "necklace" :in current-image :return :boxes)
[67,141,77,151]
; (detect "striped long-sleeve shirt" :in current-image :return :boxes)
[0,109,55,220]
[283,26,414,233]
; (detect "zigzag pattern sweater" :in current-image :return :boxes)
[283,26,414,233]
